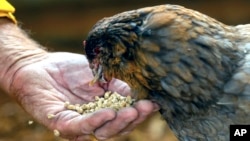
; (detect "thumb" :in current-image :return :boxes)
[107,79,131,96]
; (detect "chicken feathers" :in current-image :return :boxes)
[84,4,250,141]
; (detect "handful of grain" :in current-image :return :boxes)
[65,91,135,114]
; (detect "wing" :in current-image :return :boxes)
[221,24,250,114]
[135,5,249,117]
[135,5,250,140]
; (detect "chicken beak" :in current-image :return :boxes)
[89,65,103,86]
[89,74,99,86]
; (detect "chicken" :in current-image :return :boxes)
[84,4,250,141]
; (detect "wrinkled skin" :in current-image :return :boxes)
[10,52,158,141]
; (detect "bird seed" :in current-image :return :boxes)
[65,91,135,114]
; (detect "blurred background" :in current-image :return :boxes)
[1,0,250,141]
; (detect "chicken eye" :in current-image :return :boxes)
[94,47,101,54]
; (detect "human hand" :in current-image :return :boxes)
[9,52,159,141]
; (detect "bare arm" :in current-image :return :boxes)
[0,18,46,94]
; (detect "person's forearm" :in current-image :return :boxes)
[0,18,47,94]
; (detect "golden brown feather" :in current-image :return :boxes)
[84,4,250,141]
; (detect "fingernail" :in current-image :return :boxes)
[121,131,131,135]
[95,135,108,141]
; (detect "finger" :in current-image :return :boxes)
[54,109,116,137]
[120,100,159,134]
[107,79,131,96]
[94,107,138,140]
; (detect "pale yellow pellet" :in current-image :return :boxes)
[120,101,127,107]
[126,96,132,102]
[97,101,102,107]
[77,108,83,114]
[67,105,76,110]
[85,104,90,110]
[108,101,113,107]
[99,97,105,102]
[95,107,100,111]
[64,101,70,107]
[75,106,83,114]
[88,102,96,109]
[104,91,111,99]
[54,129,60,137]
[47,113,55,119]
[28,120,34,125]
[95,96,100,101]
[126,103,131,107]
[111,98,118,103]
[65,91,135,114]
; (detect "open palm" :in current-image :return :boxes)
[10,52,157,141]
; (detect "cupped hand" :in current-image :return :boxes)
[10,52,159,141]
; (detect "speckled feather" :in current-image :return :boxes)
[84,5,250,141]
